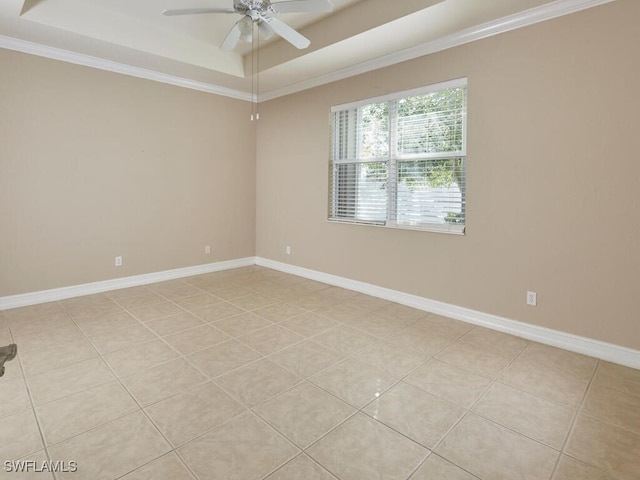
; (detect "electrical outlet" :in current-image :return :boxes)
[115,255,123,267]
[205,245,211,255]
[286,245,291,255]
[526,291,537,306]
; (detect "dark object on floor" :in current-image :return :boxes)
[0,344,17,377]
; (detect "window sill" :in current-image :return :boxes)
[327,218,465,235]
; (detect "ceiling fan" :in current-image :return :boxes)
[163,0,334,51]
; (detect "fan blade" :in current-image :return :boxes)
[220,18,245,51]
[162,7,234,16]
[271,0,334,14]
[263,17,310,49]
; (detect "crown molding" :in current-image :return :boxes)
[260,0,616,100]
[0,34,253,102]
[0,0,616,101]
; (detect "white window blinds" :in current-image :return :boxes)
[329,78,467,233]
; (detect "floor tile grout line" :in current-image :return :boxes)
[458,341,592,458]
[237,310,445,472]
[461,338,530,412]
[293,343,437,459]
[99,303,244,406]
[259,452,340,480]
[5,321,55,479]
[227,301,521,470]
[413,452,483,480]
[113,452,198,480]
[71,302,206,480]
[423,338,536,477]
[576,363,640,434]
[239,412,306,479]
[62,307,183,429]
[121,296,320,457]
[37,405,147,454]
[402,453,431,480]
[543,351,600,478]
[547,357,606,479]
[215,368,308,412]
[56,288,223,474]
[249,378,359,440]
[18,357,116,405]
[294,393,434,480]
[131,354,309,479]
[208,312,368,381]
[395,356,477,474]
[471,341,599,413]
[470,360,595,453]
[576,409,640,437]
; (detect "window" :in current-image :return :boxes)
[329,78,467,234]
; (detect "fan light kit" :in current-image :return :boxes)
[163,0,334,51]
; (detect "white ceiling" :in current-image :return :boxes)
[0,0,615,101]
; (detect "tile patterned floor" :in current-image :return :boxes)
[1,265,639,479]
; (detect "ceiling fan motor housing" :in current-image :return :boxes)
[234,0,273,18]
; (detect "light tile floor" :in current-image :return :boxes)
[1,265,639,480]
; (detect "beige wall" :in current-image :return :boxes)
[2,1,638,351]
[0,49,256,296]
[256,0,640,350]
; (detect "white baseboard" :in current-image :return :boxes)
[2,255,638,369]
[256,257,640,370]
[0,257,256,311]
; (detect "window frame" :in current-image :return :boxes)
[328,78,467,235]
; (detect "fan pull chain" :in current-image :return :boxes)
[250,21,259,121]
[256,23,260,120]
[250,21,255,121]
